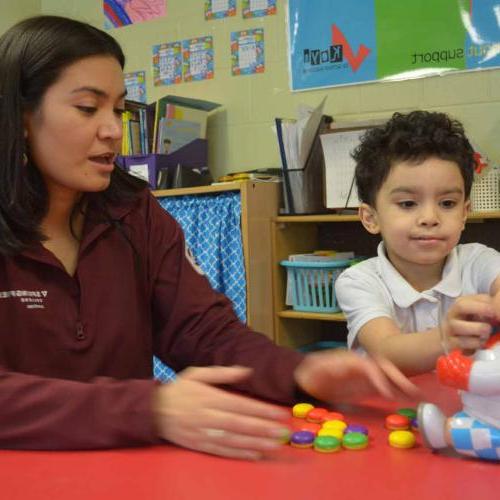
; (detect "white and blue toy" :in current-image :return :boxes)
[418,332,500,461]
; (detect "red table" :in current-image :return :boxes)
[0,374,498,500]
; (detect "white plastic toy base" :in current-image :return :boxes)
[417,403,448,449]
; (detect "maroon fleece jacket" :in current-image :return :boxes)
[0,189,303,449]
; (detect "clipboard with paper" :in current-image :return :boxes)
[320,120,385,209]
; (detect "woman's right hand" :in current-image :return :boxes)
[153,366,291,460]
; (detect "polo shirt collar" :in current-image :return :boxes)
[376,242,462,308]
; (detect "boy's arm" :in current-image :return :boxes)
[336,262,498,375]
[491,275,500,295]
[336,266,445,374]
[357,318,443,376]
[490,275,500,313]
[359,292,497,376]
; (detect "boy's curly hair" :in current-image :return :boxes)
[352,110,475,207]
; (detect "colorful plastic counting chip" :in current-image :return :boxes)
[345,424,368,436]
[322,419,347,433]
[290,430,315,449]
[314,435,341,453]
[385,414,410,430]
[307,408,329,423]
[292,403,314,419]
[388,430,416,449]
[342,432,368,450]
[397,408,417,420]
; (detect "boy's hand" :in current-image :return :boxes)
[441,294,495,353]
[492,288,500,323]
[294,349,421,403]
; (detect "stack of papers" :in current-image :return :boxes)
[275,97,330,214]
[277,97,327,172]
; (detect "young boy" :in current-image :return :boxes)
[335,110,500,375]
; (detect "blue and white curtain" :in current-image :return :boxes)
[153,192,246,381]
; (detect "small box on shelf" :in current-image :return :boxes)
[116,138,210,189]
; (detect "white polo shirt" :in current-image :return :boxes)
[335,242,500,349]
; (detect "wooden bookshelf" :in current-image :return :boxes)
[274,211,500,224]
[153,182,244,198]
[278,310,346,321]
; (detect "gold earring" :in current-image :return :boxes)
[23,152,28,166]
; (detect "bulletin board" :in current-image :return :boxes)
[287,0,500,91]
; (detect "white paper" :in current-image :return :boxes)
[158,46,177,81]
[238,35,257,69]
[321,130,364,209]
[129,164,149,182]
[211,0,230,13]
[189,42,209,77]
[281,119,299,170]
[297,96,326,170]
[250,0,268,10]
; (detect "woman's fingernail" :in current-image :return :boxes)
[244,451,262,461]
[271,427,291,442]
[263,439,282,450]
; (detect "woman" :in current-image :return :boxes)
[0,15,418,459]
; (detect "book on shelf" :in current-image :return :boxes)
[122,96,219,156]
[128,119,141,155]
[152,95,218,154]
[157,116,202,154]
[122,99,155,155]
[119,96,220,189]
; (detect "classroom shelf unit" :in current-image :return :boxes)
[271,211,500,349]
[153,181,280,340]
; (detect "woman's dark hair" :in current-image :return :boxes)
[353,110,475,207]
[0,15,147,255]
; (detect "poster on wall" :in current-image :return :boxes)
[152,41,182,86]
[231,29,265,76]
[182,37,214,82]
[205,0,236,20]
[288,0,500,91]
[242,0,276,18]
[104,0,166,28]
[124,71,147,102]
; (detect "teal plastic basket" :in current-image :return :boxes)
[281,260,351,313]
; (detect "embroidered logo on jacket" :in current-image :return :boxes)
[185,245,204,276]
[0,290,48,309]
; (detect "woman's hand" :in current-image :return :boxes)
[441,294,495,353]
[294,349,421,403]
[153,366,290,460]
